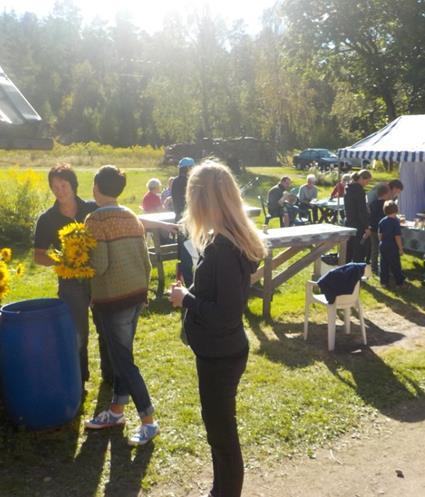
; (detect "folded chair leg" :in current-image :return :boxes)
[327,305,337,351]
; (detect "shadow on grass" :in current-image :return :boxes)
[363,280,425,327]
[70,382,155,497]
[323,347,425,423]
[245,308,404,369]
[145,295,175,316]
[0,382,155,497]
[245,309,425,422]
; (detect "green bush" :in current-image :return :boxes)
[52,141,164,162]
[0,169,49,248]
[307,165,339,186]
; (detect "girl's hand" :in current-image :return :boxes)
[169,281,188,307]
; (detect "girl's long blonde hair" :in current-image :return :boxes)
[183,161,267,262]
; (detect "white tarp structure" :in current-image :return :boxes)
[338,115,425,220]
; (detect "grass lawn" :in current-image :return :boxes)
[0,159,425,496]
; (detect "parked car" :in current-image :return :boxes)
[293,148,370,171]
[293,148,339,171]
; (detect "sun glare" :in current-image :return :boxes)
[0,0,269,33]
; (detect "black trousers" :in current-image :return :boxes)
[380,244,404,285]
[196,350,248,497]
[346,229,369,263]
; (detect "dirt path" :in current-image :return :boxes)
[241,405,425,497]
[152,306,425,497]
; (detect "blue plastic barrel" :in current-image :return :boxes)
[0,298,81,429]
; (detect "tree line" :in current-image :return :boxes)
[1,0,424,152]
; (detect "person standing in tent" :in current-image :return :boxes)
[344,169,372,263]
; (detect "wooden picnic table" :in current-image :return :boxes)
[251,224,356,319]
[140,205,261,296]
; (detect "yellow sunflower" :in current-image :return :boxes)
[0,261,10,282]
[15,263,25,277]
[54,264,76,279]
[0,247,12,262]
[58,222,85,243]
[47,249,62,263]
[0,282,9,300]
[49,222,97,279]
[73,267,96,279]
[63,238,82,262]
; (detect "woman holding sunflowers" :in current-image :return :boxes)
[34,163,111,385]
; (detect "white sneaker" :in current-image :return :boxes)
[128,422,160,446]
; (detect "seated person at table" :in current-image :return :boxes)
[141,178,162,213]
[267,176,292,214]
[142,178,172,243]
[267,176,292,226]
[298,174,318,222]
[161,176,175,210]
[282,192,304,227]
[330,173,351,199]
[369,183,391,275]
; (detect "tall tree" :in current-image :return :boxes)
[280,0,425,122]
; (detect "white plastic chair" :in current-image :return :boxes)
[304,280,366,351]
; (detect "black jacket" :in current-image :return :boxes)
[318,263,366,304]
[267,184,284,216]
[171,174,188,222]
[183,234,257,358]
[369,198,385,232]
[344,182,369,231]
[34,197,97,250]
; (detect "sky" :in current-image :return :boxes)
[0,0,277,33]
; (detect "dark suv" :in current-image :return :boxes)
[293,148,339,171]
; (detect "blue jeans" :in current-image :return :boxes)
[95,303,154,418]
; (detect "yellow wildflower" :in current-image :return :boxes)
[0,248,23,302]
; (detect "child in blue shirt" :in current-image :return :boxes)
[378,200,405,287]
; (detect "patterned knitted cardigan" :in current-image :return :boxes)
[85,205,152,307]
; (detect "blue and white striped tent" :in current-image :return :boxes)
[338,115,425,220]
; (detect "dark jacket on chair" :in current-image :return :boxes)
[317,263,366,304]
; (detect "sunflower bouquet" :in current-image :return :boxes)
[48,222,97,279]
[0,247,25,302]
